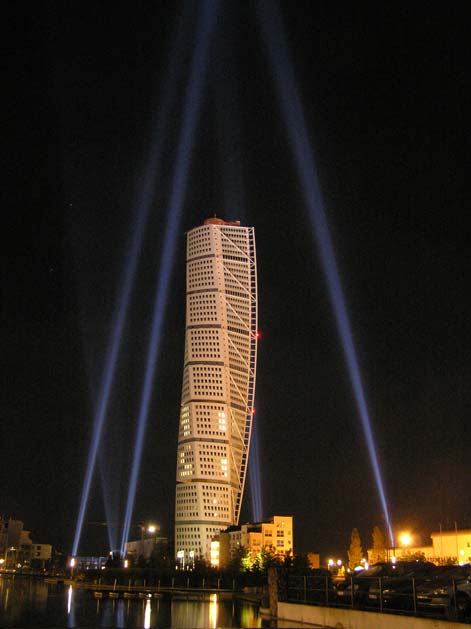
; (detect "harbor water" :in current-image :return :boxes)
[0,575,263,628]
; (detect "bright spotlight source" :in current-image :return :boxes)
[147,525,157,534]
[399,532,412,547]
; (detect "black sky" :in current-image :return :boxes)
[3,2,470,558]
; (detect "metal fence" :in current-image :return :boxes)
[281,574,471,623]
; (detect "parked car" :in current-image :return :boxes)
[415,564,471,619]
[335,561,435,607]
[368,562,437,610]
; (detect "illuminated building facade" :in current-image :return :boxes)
[213,515,294,569]
[175,218,258,564]
[0,516,51,569]
[367,528,471,565]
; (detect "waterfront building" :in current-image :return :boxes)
[175,218,258,565]
[213,515,294,569]
[0,515,51,569]
[68,555,107,570]
[125,535,169,562]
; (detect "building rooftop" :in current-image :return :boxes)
[203,217,241,227]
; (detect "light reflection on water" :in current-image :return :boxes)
[0,576,262,628]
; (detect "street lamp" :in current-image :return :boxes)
[140,523,159,560]
[396,532,412,559]
[399,532,412,548]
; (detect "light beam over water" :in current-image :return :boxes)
[71,6,194,557]
[257,0,393,544]
[119,0,220,554]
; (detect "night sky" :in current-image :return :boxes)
[3,2,470,559]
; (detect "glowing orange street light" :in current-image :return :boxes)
[399,532,412,547]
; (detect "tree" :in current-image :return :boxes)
[347,528,363,569]
[252,546,281,573]
[370,525,386,564]
[229,545,252,572]
[289,553,312,575]
[406,550,426,562]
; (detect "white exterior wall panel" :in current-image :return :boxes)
[175,220,257,563]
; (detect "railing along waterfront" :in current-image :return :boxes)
[280,573,471,623]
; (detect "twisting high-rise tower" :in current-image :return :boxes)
[175,218,258,564]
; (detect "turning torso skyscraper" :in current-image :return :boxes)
[174,218,258,564]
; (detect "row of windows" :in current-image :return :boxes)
[225,304,250,318]
[188,271,216,283]
[188,275,216,289]
[189,301,218,311]
[225,304,252,320]
[229,359,249,372]
[188,239,212,256]
[195,407,225,416]
[225,299,250,313]
[226,289,248,298]
[202,486,228,494]
[189,315,218,323]
[204,509,230,517]
[189,329,221,340]
[203,497,228,505]
[221,253,247,262]
[192,376,223,384]
[176,488,197,496]
[192,365,223,372]
[224,263,250,278]
[189,294,218,304]
[224,259,250,273]
[224,273,249,286]
[200,444,226,452]
[188,240,212,257]
[195,403,225,411]
[221,229,248,241]
[189,303,218,313]
[193,385,224,393]
[188,258,214,271]
[188,351,222,361]
[231,371,248,384]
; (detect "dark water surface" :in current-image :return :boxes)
[0,576,262,628]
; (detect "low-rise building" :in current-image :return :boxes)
[368,527,471,566]
[125,535,169,562]
[69,555,107,570]
[212,515,293,569]
[431,528,471,564]
[0,516,51,569]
